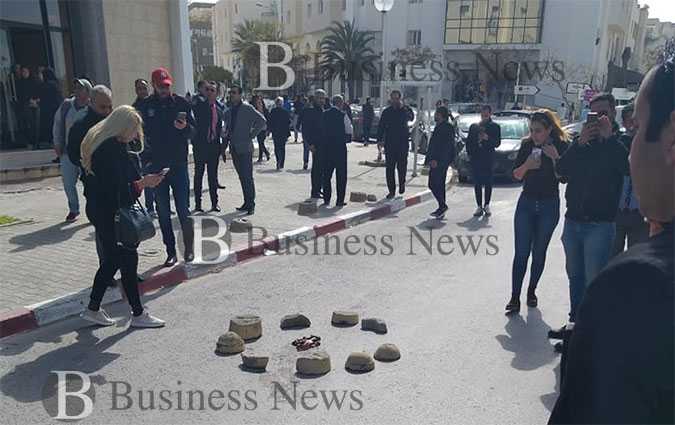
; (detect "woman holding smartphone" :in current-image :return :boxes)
[506,110,569,314]
[79,105,166,328]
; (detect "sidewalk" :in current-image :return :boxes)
[0,140,436,316]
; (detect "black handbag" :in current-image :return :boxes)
[115,189,156,248]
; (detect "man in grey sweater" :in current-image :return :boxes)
[223,86,266,215]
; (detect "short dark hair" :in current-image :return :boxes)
[436,106,449,121]
[134,78,148,87]
[390,90,402,98]
[197,80,207,89]
[481,104,492,113]
[229,85,242,95]
[645,58,674,141]
[590,93,616,109]
[621,103,634,119]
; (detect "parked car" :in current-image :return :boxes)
[351,105,417,143]
[448,103,483,115]
[454,116,530,183]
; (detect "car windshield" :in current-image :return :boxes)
[494,119,529,139]
[449,104,482,114]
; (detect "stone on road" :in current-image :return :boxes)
[361,317,388,334]
[374,343,401,362]
[280,313,311,329]
[241,351,269,371]
[296,350,332,376]
[345,351,375,373]
[228,315,262,341]
[215,331,245,355]
[331,311,360,326]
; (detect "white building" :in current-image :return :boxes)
[643,17,675,72]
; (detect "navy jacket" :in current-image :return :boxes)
[192,97,225,149]
[302,105,325,147]
[269,106,291,139]
[426,121,456,166]
[137,93,193,171]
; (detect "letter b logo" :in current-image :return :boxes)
[42,371,95,421]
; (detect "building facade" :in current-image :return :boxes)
[189,2,215,77]
[0,0,193,150]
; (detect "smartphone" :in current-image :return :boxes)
[160,167,170,176]
[586,112,598,124]
[176,111,187,122]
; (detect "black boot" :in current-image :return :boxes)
[526,287,538,307]
[505,298,520,314]
[182,218,195,263]
[194,200,204,213]
[164,253,178,267]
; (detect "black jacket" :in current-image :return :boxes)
[549,223,674,424]
[556,136,629,222]
[83,137,141,214]
[321,107,347,152]
[137,93,193,171]
[192,97,225,148]
[362,103,375,124]
[466,119,501,164]
[377,105,413,153]
[269,107,291,139]
[67,108,106,169]
[426,121,456,166]
[303,105,325,147]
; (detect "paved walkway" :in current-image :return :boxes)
[0,140,431,314]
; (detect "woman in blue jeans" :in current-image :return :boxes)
[506,110,569,314]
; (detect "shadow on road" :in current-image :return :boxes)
[455,215,492,231]
[9,222,90,253]
[494,308,557,371]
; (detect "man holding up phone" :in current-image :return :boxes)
[138,68,195,267]
[552,93,629,337]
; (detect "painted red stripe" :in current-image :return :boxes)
[313,219,346,236]
[369,205,392,220]
[0,308,38,338]
[405,196,422,206]
[235,242,266,262]
[140,265,188,294]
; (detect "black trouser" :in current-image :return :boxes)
[385,149,408,194]
[612,208,649,256]
[471,160,494,207]
[428,163,449,209]
[257,132,269,161]
[363,122,372,143]
[194,144,220,208]
[232,149,255,208]
[322,146,348,204]
[86,205,143,316]
[273,136,287,168]
[310,145,323,197]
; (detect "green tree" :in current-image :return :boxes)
[319,21,379,100]
[232,19,284,90]
[197,65,234,85]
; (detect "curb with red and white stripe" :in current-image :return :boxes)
[0,174,452,339]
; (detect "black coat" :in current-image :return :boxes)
[466,119,501,166]
[269,107,291,139]
[192,98,225,148]
[362,103,375,124]
[137,93,194,171]
[38,80,63,143]
[302,105,325,147]
[555,136,629,222]
[321,107,347,152]
[426,121,456,166]
[67,108,106,169]
[377,105,413,154]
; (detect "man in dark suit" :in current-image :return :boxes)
[304,89,327,199]
[321,95,352,207]
[269,96,291,170]
[192,80,225,213]
[362,97,375,146]
[377,90,414,199]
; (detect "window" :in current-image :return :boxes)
[307,2,312,17]
[287,10,291,22]
[235,3,238,14]
[202,48,208,55]
[445,0,543,44]
[342,0,347,10]
[361,0,365,5]
[319,0,324,14]
[407,30,422,46]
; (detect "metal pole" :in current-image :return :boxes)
[412,97,422,178]
[515,62,521,107]
[380,11,386,108]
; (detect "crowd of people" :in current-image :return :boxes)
[30,51,672,421]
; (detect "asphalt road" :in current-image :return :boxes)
[0,182,570,424]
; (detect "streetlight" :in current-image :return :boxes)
[373,0,394,108]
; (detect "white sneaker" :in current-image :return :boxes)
[80,308,116,326]
[130,311,166,328]
[473,206,484,217]
[483,205,491,216]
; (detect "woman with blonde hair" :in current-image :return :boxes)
[80,105,166,328]
[506,109,569,314]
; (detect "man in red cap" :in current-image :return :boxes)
[138,67,195,267]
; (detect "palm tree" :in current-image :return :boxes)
[232,20,283,90]
[319,21,380,100]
